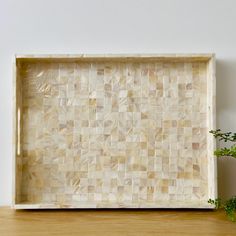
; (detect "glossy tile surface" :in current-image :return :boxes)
[14,55,216,208]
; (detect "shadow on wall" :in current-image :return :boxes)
[216,59,236,200]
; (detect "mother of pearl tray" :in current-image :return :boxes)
[13,54,217,209]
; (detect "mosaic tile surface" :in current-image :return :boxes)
[18,60,209,207]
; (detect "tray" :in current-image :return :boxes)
[13,54,217,209]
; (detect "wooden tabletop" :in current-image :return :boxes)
[0,207,235,235]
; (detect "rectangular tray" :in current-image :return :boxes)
[13,54,217,209]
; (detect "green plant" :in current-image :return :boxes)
[209,129,236,221]
[210,129,236,158]
[208,198,236,222]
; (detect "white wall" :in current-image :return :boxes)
[1,0,236,206]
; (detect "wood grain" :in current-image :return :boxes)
[0,207,236,236]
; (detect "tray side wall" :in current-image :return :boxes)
[12,58,16,207]
[13,58,23,207]
[207,56,217,200]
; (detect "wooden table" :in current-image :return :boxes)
[0,207,235,235]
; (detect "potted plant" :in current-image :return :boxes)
[209,129,236,221]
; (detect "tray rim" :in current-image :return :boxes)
[12,53,217,209]
[14,53,214,63]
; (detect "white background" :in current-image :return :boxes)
[1,0,236,206]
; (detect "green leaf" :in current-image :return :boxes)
[214,146,236,158]
[209,129,236,142]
